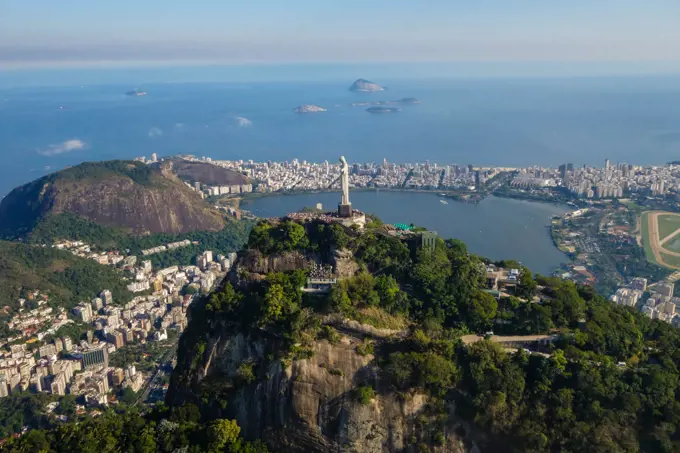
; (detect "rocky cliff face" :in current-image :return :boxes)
[235,248,358,280]
[167,247,479,453]
[169,324,477,453]
[0,160,226,235]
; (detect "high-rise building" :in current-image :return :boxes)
[29,375,42,393]
[153,279,163,293]
[0,376,9,398]
[109,368,125,386]
[50,373,66,396]
[73,303,93,323]
[151,153,158,162]
[39,343,58,358]
[61,336,73,352]
[80,348,109,370]
[655,282,674,298]
[91,297,103,311]
[605,159,611,170]
[106,331,125,349]
[558,164,567,180]
[100,290,113,306]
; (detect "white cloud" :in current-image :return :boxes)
[236,117,252,128]
[38,139,87,156]
[148,127,164,138]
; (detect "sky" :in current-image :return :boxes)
[1,0,680,70]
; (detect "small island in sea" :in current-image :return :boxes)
[294,104,327,113]
[366,106,400,114]
[351,97,420,107]
[125,90,147,97]
[349,78,385,92]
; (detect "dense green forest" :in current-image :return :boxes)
[24,213,253,268]
[1,405,270,453]
[172,218,680,453]
[0,240,131,313]
[7,216,680,452]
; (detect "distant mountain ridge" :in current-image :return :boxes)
[0,160,226,238]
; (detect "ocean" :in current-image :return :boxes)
[1,69,680,197]
[243,192,569,275]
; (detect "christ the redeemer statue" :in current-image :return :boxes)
[338,156,352,217]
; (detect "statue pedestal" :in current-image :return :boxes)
[338,203,352,218]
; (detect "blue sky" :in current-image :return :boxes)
[2,0,680,69]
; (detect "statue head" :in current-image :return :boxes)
[339,156,348,166]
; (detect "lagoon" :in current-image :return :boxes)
[242,191,570,275]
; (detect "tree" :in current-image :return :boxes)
[551,282,586,328]
[515,267,538,300]
[248,221,275,253]
[329,286,353,314]
[464,291,498,332]
[208,419,241,451]
[279,220,308,251]
[262,283,287,324]
[57,395,77,416]
[207,282,242,313]
[118,387,137,405]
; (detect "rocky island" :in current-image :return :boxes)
[396,97,420,104]
[366,106,400,114]
[293,104,327,113]
[351,97,420,107]
[349,78,385,92]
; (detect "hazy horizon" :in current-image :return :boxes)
[3,1,680,70]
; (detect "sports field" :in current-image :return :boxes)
[658,214,680,242]
[641,211,680,269]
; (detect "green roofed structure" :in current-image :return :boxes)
[393,223,413,231]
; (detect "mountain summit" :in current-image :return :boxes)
[0,160,227,237]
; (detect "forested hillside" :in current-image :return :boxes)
[6,217,680,452]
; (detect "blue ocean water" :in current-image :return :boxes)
[2,72,680,196]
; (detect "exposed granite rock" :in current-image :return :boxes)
[237,249,321,276]
[0,160,225,235]
[170,326,477,453]
[332,248,360,278]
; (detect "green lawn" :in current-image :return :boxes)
[660,252,680,269]
[665,236,680,254]
[657,214,680,242]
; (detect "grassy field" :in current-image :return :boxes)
[640,212,660,266]
[665,236,680,253]
[657,214,680,241]
[660,252,680,269]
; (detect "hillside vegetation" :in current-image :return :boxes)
[7,216,680,452]
[25,212,254,268]
[0,240,131,313]
[165,217,680,453]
